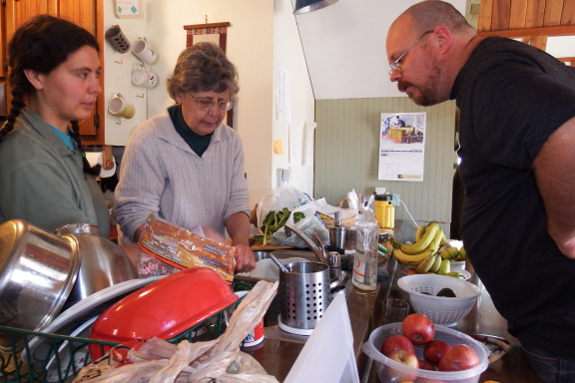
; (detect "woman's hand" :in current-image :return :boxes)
[233,244,256,273]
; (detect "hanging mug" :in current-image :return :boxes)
[105,25,131,54]
[131,64,158,89]
[132,37,158,64]
[108,93,135,119]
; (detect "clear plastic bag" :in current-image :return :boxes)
[73,281,280,383]
[255,187,329,248]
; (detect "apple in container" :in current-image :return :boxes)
[418,359,435,371]
[402,313,435,345]
[380,334,415,357]
[386,349,419,382]
[423,339,452,365]
[439,344,481,371]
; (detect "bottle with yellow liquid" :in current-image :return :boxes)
[375,193,395,229]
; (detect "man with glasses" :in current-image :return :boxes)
[387,2,575,381]
[116,42,256,274]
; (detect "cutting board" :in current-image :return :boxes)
[250,243,298,251]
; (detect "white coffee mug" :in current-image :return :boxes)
[131,64,158,88]
[108,93,135,119]
[132,37,157,65]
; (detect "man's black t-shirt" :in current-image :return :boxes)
[452,36,575,357]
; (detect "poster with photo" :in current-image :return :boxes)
[378,112,426,181]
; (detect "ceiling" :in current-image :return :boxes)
[293,0,467,100]
[294,0,575,100]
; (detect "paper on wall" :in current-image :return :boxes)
[289,121,304,165]
[303,121,316,166]
[276,66,292,123]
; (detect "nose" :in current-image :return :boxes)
[90,75,103,94]
[389,70,401,83]
[207,104,222,116]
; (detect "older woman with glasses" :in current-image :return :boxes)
[115,42,255,273]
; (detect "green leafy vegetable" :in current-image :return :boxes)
[258,208,305,245]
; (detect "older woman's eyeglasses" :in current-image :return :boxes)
[388,30,434,75]
[191,95,234,112]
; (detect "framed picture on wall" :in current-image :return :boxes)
[183,22,233,128]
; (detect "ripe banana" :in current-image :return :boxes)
[415,224,426,243]
[393,248,434,266]
[445,243,459,258]
[459,246,467,260]
[440,231,449,245]
[401,222,440,255]
[439,245,451,260]
[416,253,436,274]
[426,228,444,254]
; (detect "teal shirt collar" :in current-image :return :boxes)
[49,125,75,151]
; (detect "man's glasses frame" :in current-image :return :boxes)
[388,30,434,75]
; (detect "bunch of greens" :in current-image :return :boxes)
[253,208,305,245]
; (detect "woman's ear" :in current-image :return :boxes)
[174,92,183,105]
[23,69,44,90]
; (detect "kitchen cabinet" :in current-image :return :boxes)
[2,0,105,145]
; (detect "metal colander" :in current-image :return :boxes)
[278,261,330,330]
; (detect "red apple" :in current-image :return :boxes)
[389,349,419,368]
[402,313,435,345]
[384,349,418,382]
[380,334,415,357]
[438,344,480,371]
[418,359,435,371]
[423,339,452,365]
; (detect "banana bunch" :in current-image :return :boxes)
[439,243,467,262]
[414,253,465,279]
[392,222,444,266]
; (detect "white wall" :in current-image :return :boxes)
[272,0,316,195]
[103,0,315,208]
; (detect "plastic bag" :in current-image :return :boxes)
[255,186,311,230]
[255,187,329,248]
[270,202,330,248]
[73,281,280,383]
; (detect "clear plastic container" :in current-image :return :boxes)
[362,323,489,383]
[352,208,379,290]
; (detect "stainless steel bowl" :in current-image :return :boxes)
[54,223,138,309]
[0,220,81,351]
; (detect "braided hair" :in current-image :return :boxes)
[1,14,101,175]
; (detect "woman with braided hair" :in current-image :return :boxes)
[0,14,110,238]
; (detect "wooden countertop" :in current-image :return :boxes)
[249,271,543,382]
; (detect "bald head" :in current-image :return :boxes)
[386,1,481,106]
[392,0,475,37]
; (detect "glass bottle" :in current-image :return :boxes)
[352,208,379,291]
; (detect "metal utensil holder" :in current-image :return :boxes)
[279,261,330,330]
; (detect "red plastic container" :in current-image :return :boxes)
[89,267,238,358]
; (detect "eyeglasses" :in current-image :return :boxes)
[388,30,434,75]
[190,95,234,112]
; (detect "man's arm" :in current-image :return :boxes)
[534,115,575,258]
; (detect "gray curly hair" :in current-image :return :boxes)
[167,42,239,100]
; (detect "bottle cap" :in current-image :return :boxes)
[375,194,393,201]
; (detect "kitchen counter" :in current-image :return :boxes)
[248,270,543,382]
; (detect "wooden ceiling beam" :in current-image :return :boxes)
[477,24,575,37]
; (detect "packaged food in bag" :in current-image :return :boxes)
[138,213,237,282]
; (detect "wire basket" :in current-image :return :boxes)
[0,289,247,383]
[397,274,481,326]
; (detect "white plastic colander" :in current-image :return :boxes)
[397,274,481,326]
